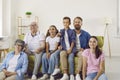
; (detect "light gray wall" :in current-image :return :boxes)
[0,0,2,36]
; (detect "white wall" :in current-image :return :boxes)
[2,0,120,56]
[0,0,2,36]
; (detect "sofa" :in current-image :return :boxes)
[18,35,104,75]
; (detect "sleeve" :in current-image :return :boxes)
[71,30,76,43]
[46,37,49,42]
[16,53,28,76]
[0,52,11,71]
[56,37,60,42]
[87,32,91,43]
[100,52,105,61]
[82,49,89,58]
[39,33,45,41]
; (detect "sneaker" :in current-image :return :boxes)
[75,74,81,80]
[31,75,37,80]
[39,74,48,80]
[50,75,55,80]
[52,68,60,75]
[70,75,74,80]
[60,74,69,80]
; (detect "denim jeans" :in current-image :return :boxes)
[42,50,60,74]
[86,72,108,80]
[60,50,74,74]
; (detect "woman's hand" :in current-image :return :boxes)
[46,53,51,59]
[3,69,16,77]
[2,69,7,74]
[6,72,17,77]
[58,46,62,50]
[93,77,98,80]
[56,32,61,37]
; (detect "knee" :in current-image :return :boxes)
[60,51,67,57]
[77,51,82,58]
[68,54,74,63]
[98,73,108,80]
[85,77,92,80]
[42,53,47,60]
[50,53,55,60]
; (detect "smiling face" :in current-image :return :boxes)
[89,37,98,49]
[63,19,70,29]
[15,43,23,52]
[49,26,57,35]
[14,39,25,53]
[73,17,82,30]
[30,22,38,33]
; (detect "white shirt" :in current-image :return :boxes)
[24,31,45,52]
[7,54,20,72]
[46,36,60,50]
[76,33,81,50]
[64,30,70,50]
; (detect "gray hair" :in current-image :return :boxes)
[15,39,25,49]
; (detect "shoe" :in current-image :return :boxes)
[39,74,48,80]
[75,74,81,80]
[31,75,37,80]
[70,75,74,80]
[52,68,60,75]
[60,74,69,80]
[50,75,55,80]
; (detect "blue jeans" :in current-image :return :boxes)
[60,51,74,74]
[42,50,60,74]
[86,72,108,80]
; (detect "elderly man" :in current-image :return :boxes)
[73,17,91,80]
[24,22,45,80]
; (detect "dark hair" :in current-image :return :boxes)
[46,25,59,37]
[63,16,71,24]
[74,16,83,22]
[88,36,102,59]
[15,39,25,50]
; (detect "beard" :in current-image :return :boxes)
[75,25,81,30]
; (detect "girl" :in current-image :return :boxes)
[40,25,60,80]
[82,36,108,80]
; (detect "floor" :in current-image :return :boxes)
[105,56,120,80]
[25,56,120,80]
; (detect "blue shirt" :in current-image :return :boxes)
[60,28,76,54]
[0,51,28,80]
[73,29,91,49]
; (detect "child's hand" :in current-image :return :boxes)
[67,48,72,54]
[46,53,51,59]
[56,32,61,37]
[58,46,62,50]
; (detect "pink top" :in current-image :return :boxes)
[82,49,105,75]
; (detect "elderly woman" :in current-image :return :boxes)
[0,39,28,80]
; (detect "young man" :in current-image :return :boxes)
[59,17,76,80]
[73,17,91,80]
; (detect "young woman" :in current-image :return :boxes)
[40,25,60,80]
[82,36,108,80]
